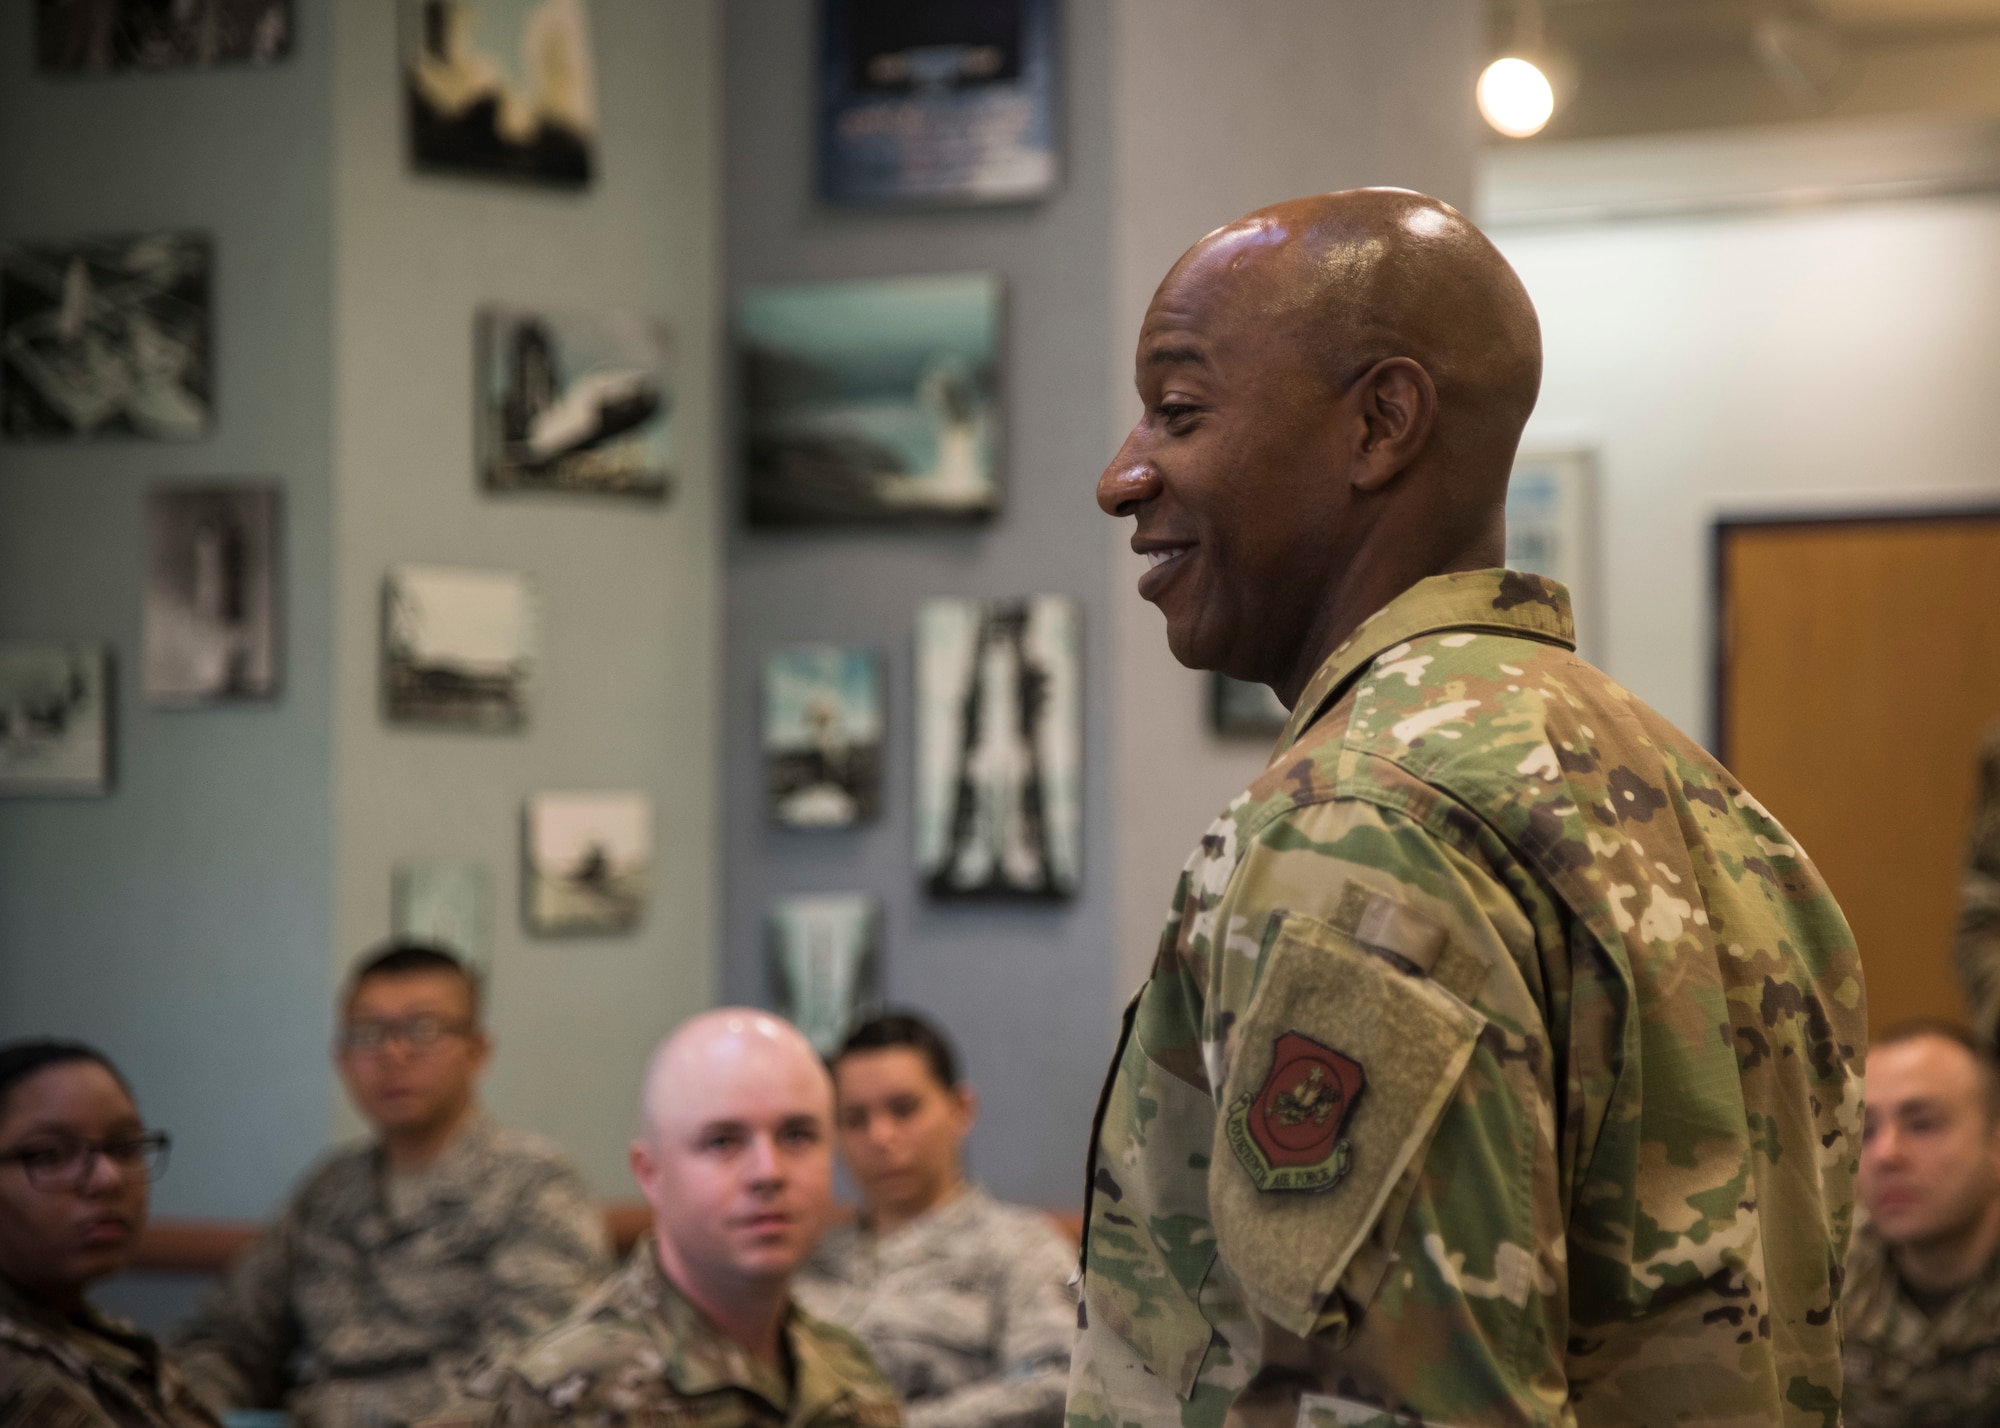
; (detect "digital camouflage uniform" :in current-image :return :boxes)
[1954,722,2000,1043]
[1841,1219,2000,1428]
[1065,570,1866,1428]
[0,1274,221,1428]
[795,1186,1076,1428]
[451,1239,904,1428]
[174,1114,610,1426]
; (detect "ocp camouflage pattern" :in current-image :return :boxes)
[452,1241,904,1428]
[1065,569,1865,1428]
[1840,1218,2000,1428]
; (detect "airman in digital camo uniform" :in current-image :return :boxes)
[1067,190,1866,1428]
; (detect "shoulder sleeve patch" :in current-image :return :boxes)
[1212,910,1486,1339]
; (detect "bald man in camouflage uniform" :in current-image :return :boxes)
[1069,190,1866,1428]
[452,1010,900,1428]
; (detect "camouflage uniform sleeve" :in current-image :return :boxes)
[905,1214,1075,1428]
[170,1204,301,1412]
[1956,724,2000,1041]
[456,1161,614,1384]
[1195,793,1565,1424]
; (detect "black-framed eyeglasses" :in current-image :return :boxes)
[0,1132,171,1192]
[337,1014,475,1055]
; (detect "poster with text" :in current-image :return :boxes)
[819,0,1058,207]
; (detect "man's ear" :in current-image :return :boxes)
[630,1138,659,1202]
[953,1083,981,1136]
[1349,356,1437,493]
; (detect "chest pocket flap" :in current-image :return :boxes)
[1212,909,1486,1339]
[1082,1011,1220,1400]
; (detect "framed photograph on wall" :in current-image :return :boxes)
[818,0,1059,208]
[915,595,1080,899]
[764,644,883,828]
[403,0,597,188]
[767,892,882,1056]
[740,272,1002,527]
[144,483,281,706]
[1210,673,1288,739]
[1506,449,1598,657]
[524,790,651,935]
[37,0,292,72]
[392,859,493,967]
[0,642,110,798]
[1,232,212,441]
[382,564,538,731]
[477,305,673,498]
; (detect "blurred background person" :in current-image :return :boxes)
[1956,724,2000,1044]
[1844,1020,2000,1427]
[795,1012,1074,1428]
[459,1008,899,1427]
[0,1038,219,1427]
[173,942,610,1426]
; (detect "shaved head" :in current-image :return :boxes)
[1102,188,1543,702]
[1178,190,1541,458]
[630,1009,834,1326]
[638,1008,830,1146]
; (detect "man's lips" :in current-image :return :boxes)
[77,1215,131,1247]
[1134,541,1193,598]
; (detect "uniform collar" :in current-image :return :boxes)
[636,1240,837,1422]
[1274,569,1576,756]
[0,1274,158,1382]
[372,1111,494,1206]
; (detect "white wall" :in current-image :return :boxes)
[330,0,722,1192]
[1106,0,1482,996]
[1487,130,2000,740]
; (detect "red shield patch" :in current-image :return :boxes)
[1247,1032,1366,1168]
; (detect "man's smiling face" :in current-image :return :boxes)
[1097,223,1359,689]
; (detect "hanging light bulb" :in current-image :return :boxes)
[1477,56,1556,138]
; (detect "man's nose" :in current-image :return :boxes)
[1097,429,1160,517]
[745,1133,784,1183]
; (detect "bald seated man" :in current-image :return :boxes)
[452,1011,900,1428]
[1066,189,1865,1428]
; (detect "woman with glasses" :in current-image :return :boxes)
[0,1037,220,1427]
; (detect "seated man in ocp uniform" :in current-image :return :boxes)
[174,942,610,1425]
[458,1009,901,1428]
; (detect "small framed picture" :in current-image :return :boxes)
[818,0,1060,208]
[765,645,882,828]
[1,232,212,441]
[0,642,111,797]
[767,892,883,1055]
[477,305,674,499]
[144,483,280,705]
[1210,673,1288,739]
[392,860,492,967]
[915,596,1080,899]
[404,0,598,187]
[1506,449,1598,656]
[382,565,537,732]
[740,272,1003,527]
[524,791,651,935]
[37,0,292,72]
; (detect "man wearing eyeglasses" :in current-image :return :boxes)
[173,941,612,1426]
